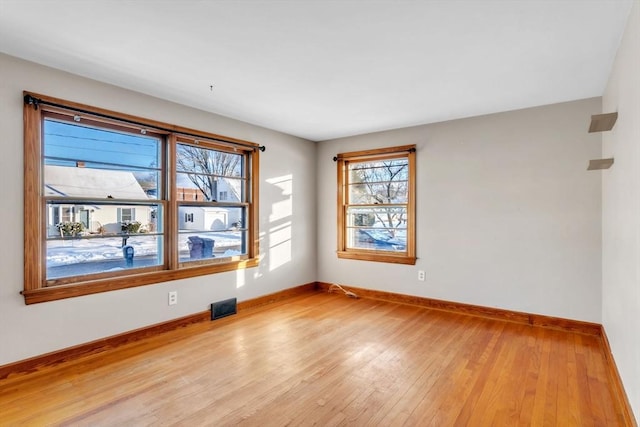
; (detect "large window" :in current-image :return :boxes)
[336,145,416,264]
[23,92,260,304]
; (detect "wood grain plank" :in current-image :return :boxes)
[0,283,316,381]
[0,290,631,425]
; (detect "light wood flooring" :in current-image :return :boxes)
[0,291,625,426]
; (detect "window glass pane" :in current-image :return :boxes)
[219,177,245,202]
[346,206,407,251]
[346,228,406,252]
[175,172,214,201]
[45,202,164,280]
[348,159,408,183]
[176,144,243,177]
[46,202,162,238]
[176,143,245,202]
[47,234,164,280]
[176,173,245,202]
[178,205,246,262]
[43,119,161,200]
[348,181,408,204]
[44,119,160,169]
[346,207,408,229]
[44,164,160,201]
[178,231,247,262]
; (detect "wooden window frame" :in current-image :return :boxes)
[23,92,260,304]
[336,145,416,265]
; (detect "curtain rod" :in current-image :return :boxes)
[333,146,416,161]
[24,94,266,152]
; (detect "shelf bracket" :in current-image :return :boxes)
[588,112,618,133]
[587,158,614,170]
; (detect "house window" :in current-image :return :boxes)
[60,206,73,223]
[219,191,228,201]
[118,208,135,223]
[336,145,416,265]
[23,92,260,304]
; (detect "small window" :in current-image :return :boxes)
[119,208,135,223]
[336,145,416,264]
[176,139,248,265]
[60,206,73,223]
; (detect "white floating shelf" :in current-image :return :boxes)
[588,112,618,133]
[587,158,614,170]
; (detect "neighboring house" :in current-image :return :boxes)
[178,177,243,231]
[44,165,152,235]
[179,207,230,231]
[216,177,242,202]
[176,187,205,201]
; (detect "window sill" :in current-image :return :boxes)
[22,258,259,304]
[337,251,416,265]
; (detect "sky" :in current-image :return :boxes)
[44,119,160,170]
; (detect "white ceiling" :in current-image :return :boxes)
[0,1,633,141]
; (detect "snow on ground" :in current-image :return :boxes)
[47,233,242,267]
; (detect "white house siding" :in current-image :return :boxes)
[178,206,238,231]
[44,165,154,234]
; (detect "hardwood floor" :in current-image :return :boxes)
[0,291,625,426]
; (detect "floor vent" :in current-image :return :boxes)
[211,298,237,320]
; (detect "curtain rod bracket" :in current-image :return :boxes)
[409,147,416,153]
[24,94,40,110]
[333,156,338,161]
[258,146,266,152]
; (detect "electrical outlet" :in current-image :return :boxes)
[418,270,426,281]
[168,291,178,306]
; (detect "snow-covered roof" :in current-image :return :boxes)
[44,165,148,199]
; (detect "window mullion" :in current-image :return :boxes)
[337,159,346,252]
[407,149,416,260]
[167,134,178,270]
[249,150,259,259]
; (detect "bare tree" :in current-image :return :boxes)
[350,160,408,238]
[176,145,241,201]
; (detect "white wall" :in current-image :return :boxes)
[602,0,640,418]
[0,53,317,366]
[317,98,603,322]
